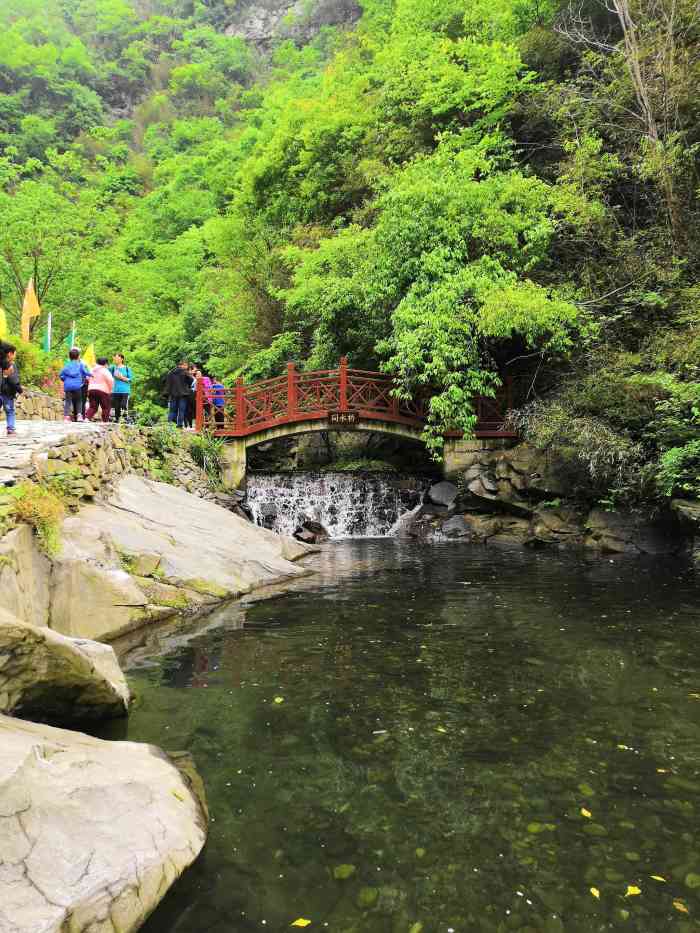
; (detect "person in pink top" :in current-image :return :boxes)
[85,356,115,422]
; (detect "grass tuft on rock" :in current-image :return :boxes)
[11,482,66,557]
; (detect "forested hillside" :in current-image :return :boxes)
[0,0,698,505]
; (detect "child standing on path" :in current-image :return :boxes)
[0,345,22,436]
[110,353,132,422]
[85,357,114,422]
[59,348,91,422]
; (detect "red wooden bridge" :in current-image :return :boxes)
[195,358,516,440]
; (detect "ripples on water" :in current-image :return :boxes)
[104,541,700,933]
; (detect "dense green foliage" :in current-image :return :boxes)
[1,0,698,503]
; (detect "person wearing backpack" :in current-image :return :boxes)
[0,344,22,437]
[110,353,132,422]
[59,348,92,422]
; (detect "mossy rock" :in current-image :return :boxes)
[183,578,230,598]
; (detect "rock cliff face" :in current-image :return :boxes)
[225,0,362,50]
[410,443,690,555]
[0,715,207,933]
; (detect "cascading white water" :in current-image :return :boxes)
[245,472,429,539]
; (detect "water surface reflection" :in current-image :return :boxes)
[103,541,700,933]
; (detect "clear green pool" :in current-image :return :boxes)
[103,541,700,932]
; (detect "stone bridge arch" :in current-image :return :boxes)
[220,417,425,489]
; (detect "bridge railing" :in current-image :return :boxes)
[195,357,515,438]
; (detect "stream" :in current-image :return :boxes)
[103,540,700,933]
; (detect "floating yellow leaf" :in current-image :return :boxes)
[590,887,600,899]
[650,875,666,882]
[656,768,669,773]
[274,697,285,704]
[581,808,592,819]
[291,920,312,928]
[436,726,447,733]
[625,885,641,897]
[673,899,689,914]
[688,693,700,699]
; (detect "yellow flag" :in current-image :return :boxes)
[20,278,41,342]
[82,344,96,368]
[0,307,7,340]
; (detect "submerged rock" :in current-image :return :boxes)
[0,609,129,722]
[0,715,207,933]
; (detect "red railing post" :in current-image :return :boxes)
[339,356,348,412]
[287,362,298,418]
[195,377,204,432]
[235,377,245,433]
[390,382,400,417]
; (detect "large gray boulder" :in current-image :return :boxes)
[0,610,129,722]
[51,475,314,640]
[0,715,208,933]
[427,481,458,508]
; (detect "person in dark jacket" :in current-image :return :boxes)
[165,360,191,428]
[60,348,91,422]
[1,345,22,436]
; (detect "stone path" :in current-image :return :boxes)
[0,420,110,486]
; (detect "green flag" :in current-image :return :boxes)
[41,312,52,353]
[63,321,77,355]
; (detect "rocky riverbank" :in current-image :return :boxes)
[406,443,698,558]
[0,425,317,933]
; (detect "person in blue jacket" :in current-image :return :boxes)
[60,348,91,422]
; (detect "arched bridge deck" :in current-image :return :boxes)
[195,357,516,441]
[195,359,516,488]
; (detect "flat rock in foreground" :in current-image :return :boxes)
[0,715,207,933]
[0,609,129,722]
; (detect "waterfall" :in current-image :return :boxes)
[245,472,429,539]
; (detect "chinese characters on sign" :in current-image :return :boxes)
[329,412,360,426]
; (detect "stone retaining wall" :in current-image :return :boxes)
[28,426,220,507]
[0,389,63,422]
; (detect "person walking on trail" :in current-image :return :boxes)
[60,348,91,422]
[165,360,191,428]
[110,353,132,422]
[85,357,114,422]
[0,344,22,437]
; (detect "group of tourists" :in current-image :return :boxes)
[59,349,132,424]
[0,341,228,438]
[165,360,226,429]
